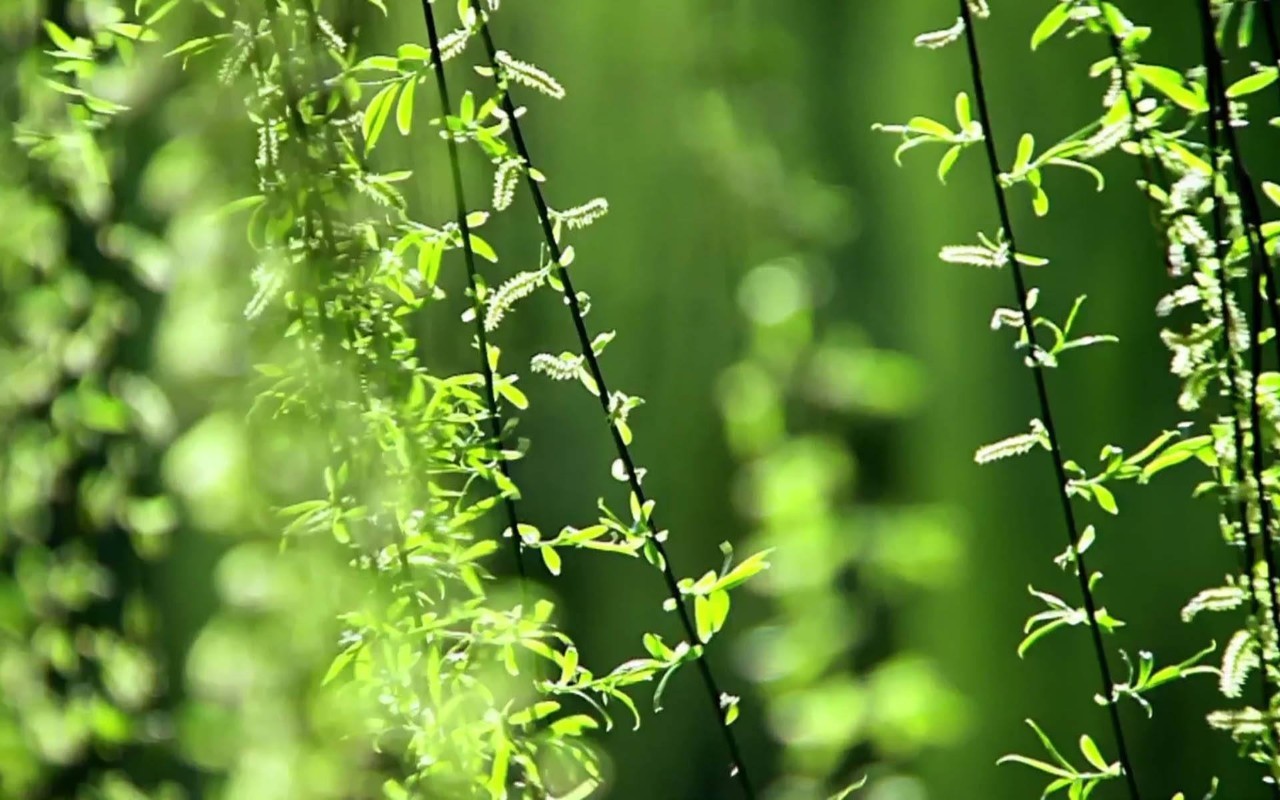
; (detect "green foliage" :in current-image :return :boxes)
[998,720,1120,800]
[0,5,187,796]
[1,0,794,797]
[19,0,1280,798]
[877,0,1280,794]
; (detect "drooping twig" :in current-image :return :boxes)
[1195,0,1280,774]
[415,0,529,590]
[957,4,1142,798]
[462,2,757,795]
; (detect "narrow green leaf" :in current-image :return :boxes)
[1134,64,1208,112]
[955,92,973,129]
[468,234,498,263]
[1262,181,1280,208]
[396,78,416,135]
[397,43,432,60]
[42,20,77,51]
[541,546,562,576]
[1033,185,1050,217]
[694,594,713,643]
[711,549,774,592]
[1226,67,1278,99]
[938,145,962,184]
[1031,3,1072,50]
[1078,735,1110,773]
[908,116,953,138]
[1013,133,1035,174]
[418,241,443,286]
[996,754,1075,780]
[1018,618,1068,658]
[1091,484,1118,515]
[356,55,399,72]
[362,83,400,154]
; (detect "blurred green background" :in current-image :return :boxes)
[16,0,1280,798]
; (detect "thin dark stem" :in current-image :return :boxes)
[956,4,1141,798]
[416,0,528,588]
[463,4,756,796]
[416,8,544,791]
[1196,0,1280,771]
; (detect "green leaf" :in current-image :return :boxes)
[42,20,77,52]
[322,647,357,685]
[362,83,400,154]
[559,646,580,683]
[107,22,160,42]
[938,145,962,184]
[468,234,499,263]
[509,700,561,726]
[652,661,683,712]
[707,589,730,636]
[1226,67,1278,99]
[1032,185,1050,217]
[1091,484,1118,515]
[418,240,444,286]
[1026,719,1074,769]
[955,92,973,129]
[694,594,711,643]
[548,714,598,737]
[642,632,670,660]
[498,380,529,410]
[723,698,740,726]
[356,55,398,72]
[1164,141,1212,175]
[907,116,953,138]
[1048,158,1106,191]
[1018,617,1068,658]
[996,754,1075,780]
[1013,133,1035,175]
[1262,181,1280,208]
[1031,3,1073,50]
[395,78,416,135]
[1078,735,1110,773]
[711,549,774,592]
[458,539,499,563]
[397,43,432,61]
[1076,525,1096,555]
[1139,435,1213,482]
[487,732,511,796]
[214,194,265,219]
[541,546,562,576]
[1133,64,1208,113]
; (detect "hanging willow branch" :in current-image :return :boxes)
[956,3,1142,798]
[414,0,529,590]
[461,1,758,795]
